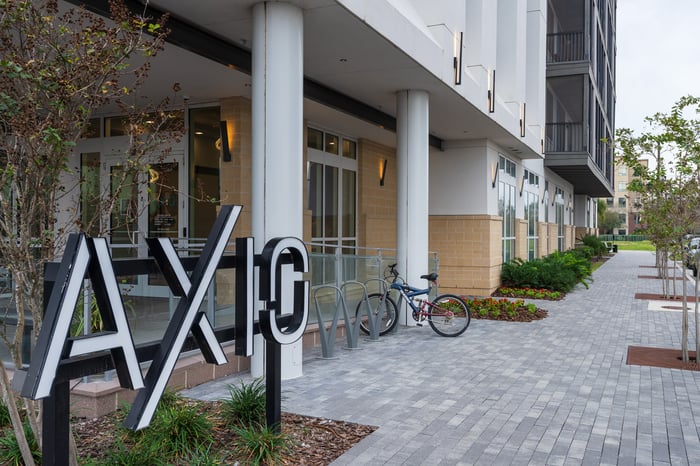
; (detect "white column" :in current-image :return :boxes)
[396,90,429,326]
[251,2,304,379]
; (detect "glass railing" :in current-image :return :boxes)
[0,240,439,367]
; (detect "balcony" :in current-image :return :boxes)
[545,122,585,152]
[547,32,585,63]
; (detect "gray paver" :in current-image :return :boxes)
[183,251,700,465]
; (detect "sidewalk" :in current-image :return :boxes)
[183,251,700,465]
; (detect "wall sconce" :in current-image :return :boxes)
[541,188,548,204]
[540,127,545,153]
[487,69,496,113]
[453,32,463,85]
[519,175,526,196]
[519,102,526,137]
[490,161,498,188]
[219,120,232,162]
[379,158,388,186]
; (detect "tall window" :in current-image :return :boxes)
[189,107,221,239]
[555,187,565,251]
[523,169,540,261]
[307,127,357,284]
[498,155,516,263]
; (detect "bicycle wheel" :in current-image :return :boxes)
[355,293,399,336]
[428,294,470,337]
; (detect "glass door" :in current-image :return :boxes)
[102,145,186,297]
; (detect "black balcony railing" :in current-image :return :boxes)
[547,31,585,63]
[545,122,585,152]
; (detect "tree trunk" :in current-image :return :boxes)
[0,361,36,466]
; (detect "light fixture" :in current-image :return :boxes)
[490,161,498,188]
[541,188,548,204]
[519,102,526,137]
[519,175,526,196]
[379,158,388,186]
[219,120,231,162]
[453,32,463,85]
[487,69,496,113]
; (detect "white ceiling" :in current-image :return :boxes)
[97,0,535,154]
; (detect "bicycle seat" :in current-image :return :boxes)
[420,273,438,282]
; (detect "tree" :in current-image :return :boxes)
[0,1,181,463]
[616,96,700,364]
[599,210,622,235]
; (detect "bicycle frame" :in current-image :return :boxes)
[389,282,431,316]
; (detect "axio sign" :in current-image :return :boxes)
[21,205,309,430]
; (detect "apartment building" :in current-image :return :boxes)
[545,0,616,238]
[607,159,645,235]
[38,0,616,391]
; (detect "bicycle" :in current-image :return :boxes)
[356,263,471,337]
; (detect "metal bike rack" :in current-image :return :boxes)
[358,278,391,339]
[340,280,371,344]
[312,285,353,358]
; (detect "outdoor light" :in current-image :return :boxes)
[219,120,232,162]
[453,32,463,85]
[490,161,498,188]
[519,102,526,137]
[487,69,496,113]
[379,158,388,186]
[519,175,526,196]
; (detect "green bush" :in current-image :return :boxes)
[232,424,291,466]
[221,378,266,428]
[98,393,214,465]
[581,235,608,257]
[500,250,593,293]
[0,422,41,466]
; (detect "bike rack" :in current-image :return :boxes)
[360,278,392,338]
[312,285,355,358]
[340,280,372,343]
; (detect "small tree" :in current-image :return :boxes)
[0,1,181,463]
[616,96,700,363]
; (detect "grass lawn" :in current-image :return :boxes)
[613,240,655,251]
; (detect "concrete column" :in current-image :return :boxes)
[251,2,304,379]
[396,90,429,326]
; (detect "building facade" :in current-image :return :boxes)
[607,159,645,235]
[48,0,615,387]
[545,0,616,239]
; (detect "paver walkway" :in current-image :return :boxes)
[183,251,700,465]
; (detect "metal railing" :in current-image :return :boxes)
[545,122,585,153]
[547,31,585,63]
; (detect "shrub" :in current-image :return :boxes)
[142,402,214,459]
[500,250,593,293]
[581,235,608,257]
[232,424,291,466]
[0,422,41,466]
[221,378,266,428]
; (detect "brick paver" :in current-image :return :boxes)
[183,251,700,465]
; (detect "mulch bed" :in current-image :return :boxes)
[74,404,376,465]
[627,346,700,371]
[634,293,700,302]
[637,275,686,280]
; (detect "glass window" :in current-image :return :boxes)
[342,139,357,160]
[499,181,516,263]
[525,191,539,261]
[618,197,626,208]
[188,107,221,239]
[307,128,323,150]
[619,166,627,176]
[307,127,358,285]
[618,182,626,192]
[606,197,613,207]
[325,133,339,154]
[555,187,565,251]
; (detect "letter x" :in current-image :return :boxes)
[124,205,241,430]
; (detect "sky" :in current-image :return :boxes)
[615,0,700,135]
